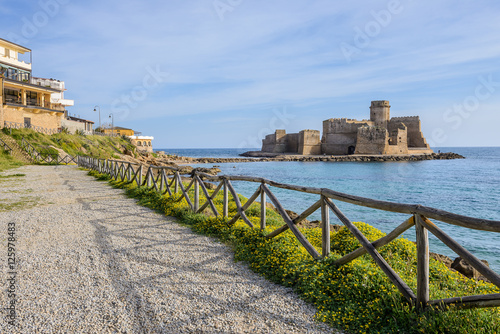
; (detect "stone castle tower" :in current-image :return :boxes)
[370,100,390,129]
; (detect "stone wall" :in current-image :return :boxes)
[286,133,299,153]
[386,126,408,154]
[262,130,287,153]
[61,118,89,134]
[389,116,430,148]
[261,130,299,153]
[2,105,62,130]
[322,118,372,155]
[298,130,322,155]
[370,100,391,129]
[354,127,388,154]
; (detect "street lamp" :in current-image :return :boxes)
[109,113,114,136]
[93,106,101,132]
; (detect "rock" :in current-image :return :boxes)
[124,148,134,157]
[178,166,194,174]
[203,182,218,190]
[451,257,490,281]
[285,209,301,221]
[266,202,276,211]
[430,252,453,268]
[239,151,280,158]
[297,220,320,229]
[331,224,343,232]
[48,145,70,157]
[192,167,221,176]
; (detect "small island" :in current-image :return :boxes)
[242,100,464,161]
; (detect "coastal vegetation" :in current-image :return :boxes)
[1,128,136,161]
[0,150,24,171]
[86,170,500,334]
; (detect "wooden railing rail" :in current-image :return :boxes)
[21,137,77,165]
[77,157,500,311]
[0,137,13,154]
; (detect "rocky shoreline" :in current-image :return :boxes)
[238,151,465,162]
[117,150,465,167]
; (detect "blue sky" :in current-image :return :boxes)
[2,0,500,148]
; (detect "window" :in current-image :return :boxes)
[4,89,21,104]
[26,91,38,106]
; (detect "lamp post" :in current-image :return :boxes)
[93,106,101,133]
[109,113,114,136]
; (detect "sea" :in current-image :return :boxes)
[157,147,500,272]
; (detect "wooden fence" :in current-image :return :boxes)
[0,137,13,154]
[77,156,500,311]
[21,137,77,164]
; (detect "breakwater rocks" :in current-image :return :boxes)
[165,152,465,164]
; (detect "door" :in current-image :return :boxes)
[24,117,31,128]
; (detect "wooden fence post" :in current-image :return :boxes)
[146,168,151,188]
[138,165,143,186]
[321,195,331,258]
[223,179,228,218]
[260,184,266,230]
[194,175,199,212]
[415,214,430,310]
[174,172,179,193]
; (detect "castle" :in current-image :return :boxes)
[261,101,433,155]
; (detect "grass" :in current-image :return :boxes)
[0,150,24,172]
[0,173,25,178]
[89,169,500,333]
[2,127,137,159]
[0,195,39,212]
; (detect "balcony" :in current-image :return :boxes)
[0,55,31,72]
[3,91,64,114]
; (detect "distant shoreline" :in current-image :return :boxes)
[160,151,465,164]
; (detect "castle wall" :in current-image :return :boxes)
[322,118,372,155]
[298,130,321,155]
[262,133,279,152]
[389,116,430,148]
[286,133,299,153]
[386,127,408,154]
[261,130,299,153]
[354,127,388,154]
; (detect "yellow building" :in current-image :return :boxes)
[0,38,73,134]
[101,126,135,136]
[100,126,154,152]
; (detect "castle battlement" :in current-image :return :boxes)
[390,116,420,122]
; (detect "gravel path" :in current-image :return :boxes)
[0,165,339,333]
